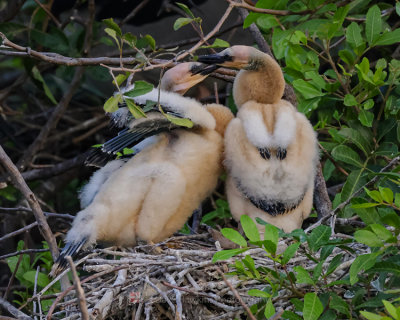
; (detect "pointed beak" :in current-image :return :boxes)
[197,53,232,65]
[191,64,219,76]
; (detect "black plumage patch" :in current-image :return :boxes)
[235,180,305,216]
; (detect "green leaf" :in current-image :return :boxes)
[293,79,325,99]
[358,109,374,127]
[338,127,373,157]
[200,38,230,49]
[331,145,363,167]
[382,300,399,319]
[351,202,380,209]
[175,2,195,19]
[122,32,137,47]
[346,22,364,48]
[264,299,275,318]
[137,34,156,51]
[240,215,260,242]
[264,224,279,254]
[330,293,350,317]
[124,81,154,98]
[23,271,50,288]
[397,2,400,16]
[212,248,248,262]
[104,28,120,48]
[365,5,382,45]
[349,252,379,285]
[165,114,193,128]
[31,66,57,105]
[344,94,358,106]
[308,225,331,252]
[248,289,271,298]
[365,189,383,203]
[375,29,400,46]
[173,17,194,31]
[379,187,393,204]
[113,73,128,86]
[354,230,384,247]
[125,99,146,119]
[104,94,122,113]
[281,242,300,265]
[363,99,374,110]
[370,224,394,242]
[368,262,400,276]
[303,292,323,320]
[360,311,384,320]
[326,254,343,276]
[221,228,247,247]
[103,18,122,37]
[282,311,303,320]
[294,266,314,285]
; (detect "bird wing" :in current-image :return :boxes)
[85,108,185,167]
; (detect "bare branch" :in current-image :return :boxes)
[67,256,89,320]
[0,296,32,320]
[0,145,59,259]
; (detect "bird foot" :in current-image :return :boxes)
[276,147,287,160]
[258,148,271,160]
[148,241,163,254]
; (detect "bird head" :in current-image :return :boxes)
[160,62,217,95]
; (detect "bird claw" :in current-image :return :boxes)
[276,147,287,160]
[258,148,271,160]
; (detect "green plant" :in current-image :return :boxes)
[213,214,400,319]
[7,240,60,312]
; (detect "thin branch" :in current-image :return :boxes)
[120,0,151,26]
[0,296,32,320]
[0,221,38,243]
[0,207,74,220]
[66,256,89,320]
[0,248,49,260]
[216,266,256,320]
[32,0,61,28]
[0,145,59,259]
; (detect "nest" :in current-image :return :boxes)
[41,230,367,319]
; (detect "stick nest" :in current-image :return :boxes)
[46,230,367,320]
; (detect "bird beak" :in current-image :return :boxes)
[172,64,217,95]
[191,64,219,75]
[197,53,232,65]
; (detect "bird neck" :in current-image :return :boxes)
[233,53,285,107]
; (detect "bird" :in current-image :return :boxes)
[50,62,233,276]
[198,45,319,233]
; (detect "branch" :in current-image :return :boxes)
[0,248,49,260]
[0,145,59,259]
[0,296,32,320]
[66,256,89,320]
[0,207,74,220]
[216,266,256,320]
[0,221,38,243]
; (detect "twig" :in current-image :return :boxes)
[0,145,59,259]
[66,256,89,320]
[0,221,38,243]
[32,0,61,28]
[3,253,23,301]
[216,266,256,320]
[0,248,49,260]
[120,0,150,25]
[0,207,74,220]
[165,273,182,320]
[0,296,32,320]
[145,276,175,313]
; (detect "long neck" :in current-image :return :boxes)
[233,53,285,107]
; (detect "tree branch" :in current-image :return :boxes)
[0,145,59,259]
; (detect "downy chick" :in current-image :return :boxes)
[51,63,233,276]
[198,45,318,233]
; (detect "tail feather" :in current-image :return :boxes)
[50,237,88,277]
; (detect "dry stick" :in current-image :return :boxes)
[0,145,59,259]
[32,0,61,28]
[165,273,182,320]
[66,256,89,320]
[120,0,150,25]
[45,265,127,319]
[0,296,32,320]
[0,207,74,220]
[0,221,38,243]
[0,248,49,260]
[305,156,400,233]
[3,254,23,301]
[216,267,256,320]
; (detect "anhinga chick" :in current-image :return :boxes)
[50,62,233,276]
[198,46,319,233]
